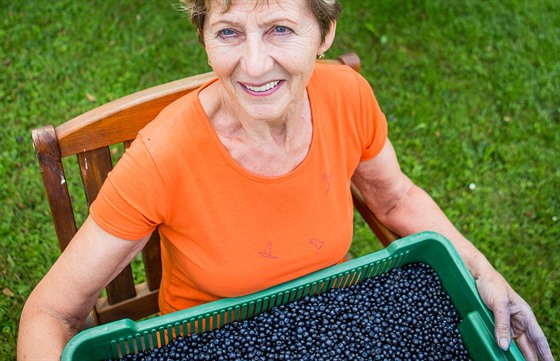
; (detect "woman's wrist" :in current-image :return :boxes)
[459,245,497,281]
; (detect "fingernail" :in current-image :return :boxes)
[499,337,510,351]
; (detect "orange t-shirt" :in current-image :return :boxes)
[90,63,387,314]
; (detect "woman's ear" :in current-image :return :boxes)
[319,20,337,55]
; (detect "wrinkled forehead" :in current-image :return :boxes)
[208,0,279,14]
[206,0,310,24]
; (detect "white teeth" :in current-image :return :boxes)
[245,81,280,92]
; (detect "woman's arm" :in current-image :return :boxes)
[17,216,151,360]
[352,139,553,361]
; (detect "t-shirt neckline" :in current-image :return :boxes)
[193,77,318,183]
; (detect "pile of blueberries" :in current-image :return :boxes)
[111,262,471,360]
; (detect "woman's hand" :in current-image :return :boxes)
[475,270,554,361]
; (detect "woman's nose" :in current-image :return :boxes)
[240,34,273,78]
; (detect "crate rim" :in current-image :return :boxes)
[62,231,524,361]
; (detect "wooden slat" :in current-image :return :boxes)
[32,125,78,251]
[77,147,113,207]
[142,232,162,291]
[351,183,399,247]
[77,148,137,304]
[102,263,137,306]
[95,283,159,324]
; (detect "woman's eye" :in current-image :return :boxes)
[218,28,236,38]
[273,26,291,34]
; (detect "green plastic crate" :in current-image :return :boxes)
[62,231,524,360]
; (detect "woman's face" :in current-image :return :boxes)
[203,0,335,121]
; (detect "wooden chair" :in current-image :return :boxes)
[31,53,399,328]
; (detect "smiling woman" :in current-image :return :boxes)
[16,0,554,360]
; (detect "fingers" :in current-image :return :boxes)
[473,273,512,349]
[533,335,555,361]
[475,275,513,351]
[492,298,511,351]
[524,317,554,361]
[509,294,555,361]
[515,333,538,361]
[476,273,554,360]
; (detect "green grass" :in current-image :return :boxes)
[1,0,558,359]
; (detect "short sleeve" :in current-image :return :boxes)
[356,74,388,161]
[89,135,167,240]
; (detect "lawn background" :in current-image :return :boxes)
[1,0,558,359]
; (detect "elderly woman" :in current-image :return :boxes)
[18,0,552,360]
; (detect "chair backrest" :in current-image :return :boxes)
[32,53,398,327]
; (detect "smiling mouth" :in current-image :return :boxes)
[243,80,281,93]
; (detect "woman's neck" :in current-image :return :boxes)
[199,81,313,176]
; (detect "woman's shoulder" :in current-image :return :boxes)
[312,62,366,82]
[140,90,200,134]
[310,62,371,99]
[126,85,214,169]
